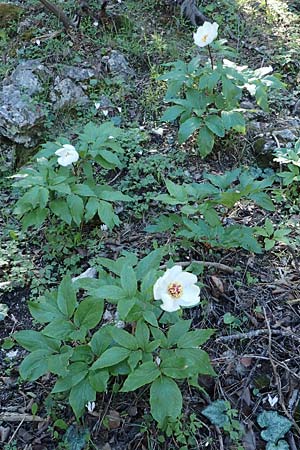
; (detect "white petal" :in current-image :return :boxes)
[57,151,79,166]
[178,285,200,307]
[153,276,164,300]
[178,271,198,286]
[160,294,181,312]
[55,147,67,157]
[63,144,76,152]
[162,266,183,285]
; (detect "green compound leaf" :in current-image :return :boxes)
[14,330,60,352]
[74,297,104,330]
[135,320,150,350]
[109,327,138,350]
[257,411,292,443]
[49,199,72,224]
[88,370,109,392]
[197,126,215,157]
[42,318,76,340]
[178,117,201,144]
[150,376,182,427]
[205,115,225,137]
[121,361,160,392]
[117,297,136,320]
[67,194,84,226]
[136,247,166,280]
[161,105,185,122]
[22,208,48,230]
[84,197,98,221]
[91,347,130,370]
[19,349,52,381]
[167,320,192,346]
[97,200,119,229]
[69,376,96,419]
[29,291,64,323]
[177,329,215,348]
[57,275,76,319]
[52,362,89,394]
[120,264,137,297]
[221,110,246,133]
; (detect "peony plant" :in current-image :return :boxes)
[159,23,283,157]
[13,249,215,429]
[12,122,132,230]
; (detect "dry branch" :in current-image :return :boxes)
[38,0,73,29]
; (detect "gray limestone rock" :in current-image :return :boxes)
[102,50,135,81]
[59,65,96,82]
[0,84,46,146]
[0,60,48,146]
[50,77,89,111]
[6,60,49,95]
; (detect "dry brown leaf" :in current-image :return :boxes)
[240,357,253,368]
[211,275,224,293]
[0,425,10,443]
[107,409,121,429]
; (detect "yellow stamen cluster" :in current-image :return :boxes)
[167,282,183,299]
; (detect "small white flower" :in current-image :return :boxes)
[6,350,18,359]
[93,21,99,27]
[115,320,125,329]
[35,39,41,46]
[267,394,278,407]
[193,22,219,48]
[55,144,79,167]
[72,267,97,283]
[94,102,101,110]
[100,224,108,231]
[153,266,200,312]
[102,109,109,117]
[86,401,95,412]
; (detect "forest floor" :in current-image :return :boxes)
[1,0,300,449]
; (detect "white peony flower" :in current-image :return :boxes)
[193,22,219,48]
[55,144,79,167]
[153,265,200,312]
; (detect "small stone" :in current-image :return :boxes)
[240,101,255,109]
[273,129,297,142]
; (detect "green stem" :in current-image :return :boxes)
[207,45,214,70]
[157,310,165,323]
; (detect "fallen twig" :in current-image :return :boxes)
[38,0,73,29]
[263,307,300,434]
[160,260,236,274]
[0,412,45,422]
[216,328,300,343]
